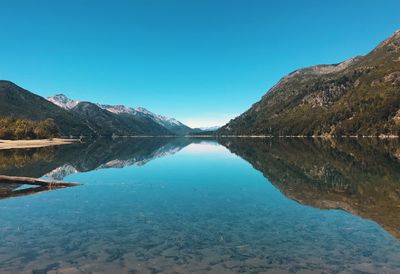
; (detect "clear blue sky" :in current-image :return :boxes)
[0,0,399,127]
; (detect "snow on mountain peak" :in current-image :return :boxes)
[47,94,79,109]
[46,94,190,131]
[97,104,134,114]
[133,107,185,127]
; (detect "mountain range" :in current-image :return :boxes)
[219,30,400,137]
[1,30,400,137]
[47,94,193,135]
[0,81,196,137]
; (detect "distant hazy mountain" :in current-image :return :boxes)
[199,126,220,131]
[219,30,400,136]
[48,94,193,135]
[187,126,220,136]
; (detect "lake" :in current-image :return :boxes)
[0,137,399,274]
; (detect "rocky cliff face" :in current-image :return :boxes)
[219,30,400,136]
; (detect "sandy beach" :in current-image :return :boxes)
[0,138,78,150]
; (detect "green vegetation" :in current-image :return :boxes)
[0,117,59,140]
[219,31,400,136]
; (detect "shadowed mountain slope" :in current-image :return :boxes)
[0,81,173,137]
[0,81,92,136]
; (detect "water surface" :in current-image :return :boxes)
[0,138,399,273]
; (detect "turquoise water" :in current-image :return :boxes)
[0,138,399,273]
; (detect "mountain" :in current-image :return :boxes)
[219,30,400,137]
[0,80,93,136]
[198,126,220,131]
[187,126,220,136]
[0,81,172,137]
[70,102,170,136]
[47,93,79,109]
[48,94,193,135]
[99,105,193,135]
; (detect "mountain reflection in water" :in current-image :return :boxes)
[0,138,198,179]
[0,138,400,238]
[0,137,399,239]
[0,137,399,273]
[220,137,400,239]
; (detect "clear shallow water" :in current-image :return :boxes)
[0,138,399,273]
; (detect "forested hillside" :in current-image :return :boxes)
[219,30,400,136]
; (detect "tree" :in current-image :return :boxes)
[0,117,59,140]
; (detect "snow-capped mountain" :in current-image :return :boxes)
[47,94,80,109]
[101,105,193,135]
[96,104,133,114]
[98,104,187,128]
[132,107,190,131]
[47,94,193,135]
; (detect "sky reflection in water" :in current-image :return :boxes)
[0,138,399,273]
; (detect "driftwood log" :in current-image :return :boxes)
[0,175,80,187]
[0,186,58,199]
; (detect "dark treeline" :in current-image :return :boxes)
[0,117,59,140]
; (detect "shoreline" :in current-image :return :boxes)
[1,134,398,150]
[0,138,79,150]
[213,135,400,139]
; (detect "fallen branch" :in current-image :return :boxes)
[0,185,60,200]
